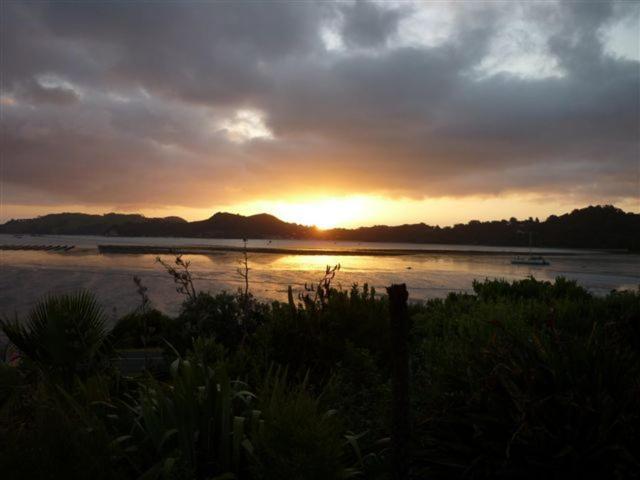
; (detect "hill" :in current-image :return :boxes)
[1,205,638,250]
[0,213,187,236]
[324,205,640,250]
[182,212,313,239]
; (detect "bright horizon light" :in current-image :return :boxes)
[2,194,638,229]
[258,197,373,229]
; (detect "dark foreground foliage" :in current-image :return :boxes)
[1,275,639,479]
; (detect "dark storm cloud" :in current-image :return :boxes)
[340,0,405,48]
[1,0,638,210]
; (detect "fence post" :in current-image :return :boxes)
[387,283,410,480]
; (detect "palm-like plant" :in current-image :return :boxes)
[1,291,109,382]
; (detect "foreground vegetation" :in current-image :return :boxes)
[1,260,639,479]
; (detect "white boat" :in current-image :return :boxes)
[511,255,549,266]
[511,232,550,266]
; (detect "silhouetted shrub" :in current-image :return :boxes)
[110,308,175,348]
[410,279,640,479]
[177,291,268,351]
[256,283,389,381]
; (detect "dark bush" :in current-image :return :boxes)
[177,291,268,351]
[110,308,175,348]
[411,279,640,479]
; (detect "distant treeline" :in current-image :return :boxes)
[327,205,640,250]
[1,205,638,250]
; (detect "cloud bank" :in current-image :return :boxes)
[1,0,638,216]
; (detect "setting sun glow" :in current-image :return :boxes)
[267,197,371,229]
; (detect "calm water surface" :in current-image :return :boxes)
[1,234,638,324]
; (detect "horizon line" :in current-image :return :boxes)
[1,203,631,231]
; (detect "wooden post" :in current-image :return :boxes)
[387,283,410,480]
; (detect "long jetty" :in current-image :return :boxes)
[97,244,578,257]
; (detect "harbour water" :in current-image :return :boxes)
[1,234,638,324]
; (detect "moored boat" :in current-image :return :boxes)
[511,255,550,266]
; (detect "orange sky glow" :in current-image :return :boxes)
[3,193,638,229]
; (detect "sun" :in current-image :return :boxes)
[266,197,373,229]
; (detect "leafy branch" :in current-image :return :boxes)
[156,254,197,301]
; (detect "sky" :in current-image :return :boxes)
[1,0,639,228]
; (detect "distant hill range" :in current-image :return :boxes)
[1,205,638,251]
